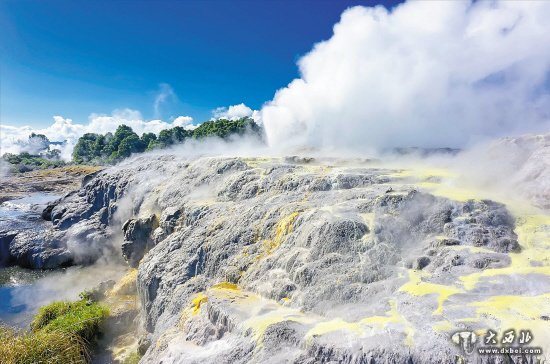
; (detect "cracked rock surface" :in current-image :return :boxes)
[6,153,550,363]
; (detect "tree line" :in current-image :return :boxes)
[1,117,261,171]
[1,133,66,172]
[72,117,260,164]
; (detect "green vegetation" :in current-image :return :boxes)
[71,124,151,164]
[2,152,65,171]
[0,293,109,364]
[0,326,89,364]
[192,117,260,139]
[152,126,191,149]
[31,294,109,342]
[1,132,66,172]
[72,116,261,164]
[2,117,262,172]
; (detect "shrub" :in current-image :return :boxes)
[2,152,65,172]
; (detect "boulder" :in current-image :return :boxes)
[8,230,72,269]
[41,199,60,221]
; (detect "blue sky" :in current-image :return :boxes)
[1,0,403,127]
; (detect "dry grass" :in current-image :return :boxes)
[33,165,103,178]
[0,326,89,364]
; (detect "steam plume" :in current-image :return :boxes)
[260,1,550,151]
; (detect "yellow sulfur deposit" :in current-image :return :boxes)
[460,214,550,290]
[398,270,461,315]
[305,318,362,339]
[211,282,239,290]
[261,212,300,256]
[305,299,415,346]
[191,293,208,315]
[174,163,550,359]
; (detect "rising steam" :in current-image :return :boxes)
[260,1,550,151]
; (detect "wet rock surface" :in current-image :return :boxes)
[0,193,66,269]
[9,231,72,269]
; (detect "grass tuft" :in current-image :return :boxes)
[0,325,89,364]
[32,299,109,341]
[0,294,109,364]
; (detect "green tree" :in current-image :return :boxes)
[107,125,138,154]
[44,148,61,160]
[192,117,260,139]
[72,133,101,163]
[172,126,191,142]
[92,134,107,157]
[29,133,50,144]
[107,125,140,160]
[69,117,263,165]
[156,129,174,148]
[117,134,144,158]
[141,132,157,148]
[101,132,115,157]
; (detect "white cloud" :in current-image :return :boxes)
[0,109,193,160]
[1,125,36,155]
[173,116,194,129]
[213,103,255,120]
[5,1,550,160]
[88,109,174,135]
[260,1,550,152]
[154,83,176,118]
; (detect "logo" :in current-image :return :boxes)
[450,328,542,358]
[451,331,478,355]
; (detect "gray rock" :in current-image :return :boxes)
[285,156,315,164]
[137,336,151,356]
[5,153,542,363]
[41,199,60,221]
[0,231,17,267]
[121,215,159,267]
[8,230,72,269]
[412,256,431,270]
